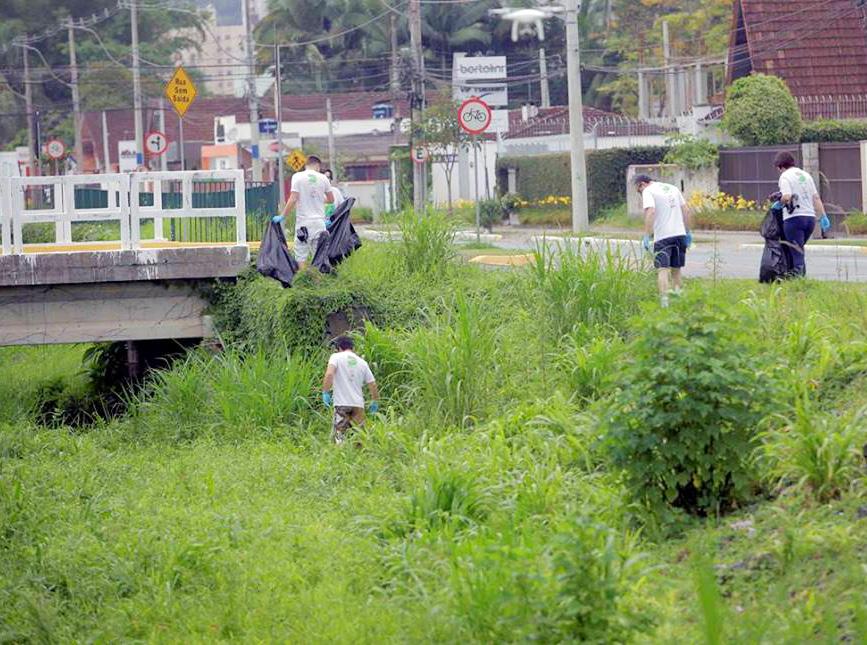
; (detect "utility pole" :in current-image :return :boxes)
[101,110,111,171]
[390,12,401,146]
[274,42,285,204]
[539,48,551,109]
[326,96,336,172]
[22,43,37,176]
[565,0,589,232]
[131,0,144,167]
[68,18,84,173]
[244,0,262,181]
[409,0,425,213]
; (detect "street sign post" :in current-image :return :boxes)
[287,149,307,172]
[46,139,65,160]
[458,98,492,243]
[411,145,429,164]
[165,67,197,170]
[145,130,168,156]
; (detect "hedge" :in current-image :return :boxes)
[800,119,867,143]
[498,146,667,216]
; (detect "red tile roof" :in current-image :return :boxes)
[728,0,867,97]
[81,91,412,167]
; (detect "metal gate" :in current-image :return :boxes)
[719,145,801,203]
[818,143,862,211]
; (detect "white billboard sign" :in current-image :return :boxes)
[118,140,138,172]
[453,56,507,81]
[490,110,510,133]
[453,83,508,107]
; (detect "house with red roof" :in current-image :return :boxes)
[727,0,867,118]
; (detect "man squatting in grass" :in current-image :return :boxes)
[274,155,333,268]
[635,174,693,307]
[321,336,380,444]
[773,151,830,277]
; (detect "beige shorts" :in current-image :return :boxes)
[294,219,327,262]
[332,406,365,444]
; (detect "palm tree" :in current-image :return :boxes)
[421,1,497,72]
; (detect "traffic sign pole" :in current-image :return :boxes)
[474,136,481,243]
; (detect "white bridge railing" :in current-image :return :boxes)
[0,170,247,255]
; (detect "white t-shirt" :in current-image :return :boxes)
[778,167,818,220]
[328,351,375,408]
[642,181,687,242]
[331,186,345,207]
[291,169,332,222]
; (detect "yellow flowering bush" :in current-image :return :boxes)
[514,195,571,209]
[688,191,758,212]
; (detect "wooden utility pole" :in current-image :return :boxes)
[68,19,84,172]
[565,0,589,232]
[409,0,425,212]
[23,44,37,176]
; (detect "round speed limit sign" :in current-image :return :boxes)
[458,97,492,135]
[45,139,66,160]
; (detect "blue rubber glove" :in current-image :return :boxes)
[324,217,332,230]
[272,214,285,224]
[771,201,782,211]
[819,214,831,232]
[322,391,332,408]
[642,235,652,252]
[685,230,693,248]
[368,401,380,415]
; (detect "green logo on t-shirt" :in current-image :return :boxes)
[797,172,807,184]
[308,174,318,185]
[347,356,358,367]
[662,185,671,192]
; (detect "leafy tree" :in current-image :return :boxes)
[662,133,718,170]
[418,93,473,213]
[722,74,803,146]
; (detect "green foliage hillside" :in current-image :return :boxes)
[1,218,866,641]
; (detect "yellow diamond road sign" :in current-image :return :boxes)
[165,66,197,118]
[287,149,307,172]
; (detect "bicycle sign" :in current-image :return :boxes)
[458,97,492,135]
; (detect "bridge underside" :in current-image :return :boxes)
[0,246,248,346]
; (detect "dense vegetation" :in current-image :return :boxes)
[1,215,867,641]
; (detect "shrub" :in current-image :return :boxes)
[478,198,503,232]
[722,74,802,145]
[398,209,455,277]
[452,519,649,642]
[403,293,496,428]
[759,400,867,502]
[496,147,667,216]
[801,119,867,143]
[605,294,769,516]
[528,239,651,338]
[663,134,719,170]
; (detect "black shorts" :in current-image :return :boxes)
[653,235,688,269]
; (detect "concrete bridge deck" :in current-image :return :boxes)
[0,170,252,346]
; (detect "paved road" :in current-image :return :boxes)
[489,228,867,283]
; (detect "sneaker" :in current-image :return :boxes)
[660,294,670,308]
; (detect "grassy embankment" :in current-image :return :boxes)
[2,214,866,642]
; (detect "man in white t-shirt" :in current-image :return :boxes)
[774,151,829,276]
[276,155,334,266]
[321,336,380,444]
[635,174,693,307]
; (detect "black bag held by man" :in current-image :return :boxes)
[257,220,300,287]
[311,197,362,274]
[759,193,792,283]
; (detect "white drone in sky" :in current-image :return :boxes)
[489,5,565,42]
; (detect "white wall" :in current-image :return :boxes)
[500,133,670,157]
[233,119,395,144]
[431,141,498,206]
[343,180,390,215]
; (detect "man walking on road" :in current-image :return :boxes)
[275,155,334,267]
[635,174,693,307]
[774,151,830,277]
[321,336,380,444]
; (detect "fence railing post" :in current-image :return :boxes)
[0,178,10,255]
[234,170,247,246]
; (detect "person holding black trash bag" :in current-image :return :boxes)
[773,151,831,277]
[272,155,333,267]
[321,336,380,445]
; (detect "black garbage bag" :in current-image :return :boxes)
[758,202,792,283]
[311,197,362,274]
[257,220,300,287]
